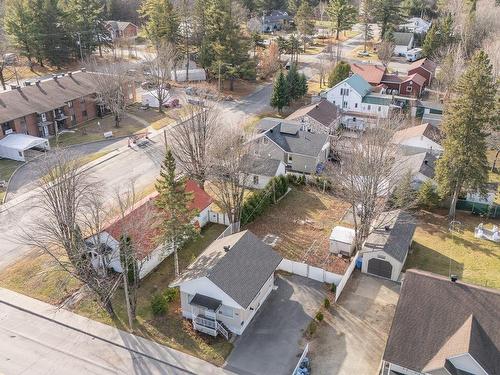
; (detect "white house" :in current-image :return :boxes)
[170,230,283,339]
[393,32,415,56]
[397,152,437,188]
[324,74,394,123]
[330,226,356,256]
[466,183,499,205]
[391,123,442,155]
[241,156,286,189]
[382,270,500,375]
[399,17,431,34]
[360,210,416,281]
[90,180,213,279]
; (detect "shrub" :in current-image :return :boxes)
[417,180,440,209]
[315,311,324,322]
[151,293,167,315]
[164,287,179,302]
[331,283,337,294]
[324,298,330,309]
[305,320,318,338]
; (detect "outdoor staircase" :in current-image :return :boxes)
[193,315,231,340]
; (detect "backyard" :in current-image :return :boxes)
[0,159,23,201]
[0,223,233,365]
[405,209,500,289]
[244,186,351,274]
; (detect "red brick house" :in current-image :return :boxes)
[381,72,427,97]
[105,21,139,41]
[407,58,437,86]
[0,70,136,139]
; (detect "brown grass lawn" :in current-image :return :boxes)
[244,186,351,274]
[0,159,23,201]
[0,224,233,365]
[405,210,500,289]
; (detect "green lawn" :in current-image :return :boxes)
[405,210,500,289]
[0,159,24,202]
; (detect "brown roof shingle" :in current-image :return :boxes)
[286,100,339,127]
[350,63,386,85]
[383,270,500,374]
[392,123,441,145]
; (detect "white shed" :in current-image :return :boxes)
[0,134,50,162]
[173,68,207,82]
[330,226,356,256]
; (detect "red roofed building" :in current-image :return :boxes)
[97,180,213,279]
[350,63,386,86]
[407,58,437,86]
[381,72,427,97]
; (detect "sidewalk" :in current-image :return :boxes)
[0,287,234,375]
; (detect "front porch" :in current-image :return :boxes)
[189,294,231,340]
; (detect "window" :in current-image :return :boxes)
[352,117,356,122]
[288,154,293,162]
[378,106,381,112]
[219,305,234,318]
[253,175,259,185]
[340,88,350,96]
[406,86,413,92]
[67,101,73,108]
[354,103,358,108]
[1,122,12,133]
[332,100,335,104]
[343,101,348,108]
[20,117,27,133]
[71,115,76,125]
[79,97,85,104]
[82,110,87,117]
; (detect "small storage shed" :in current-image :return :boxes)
[173,68,207,82]
[329,226,356,256]
[0,133,50,161]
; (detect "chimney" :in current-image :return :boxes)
[223,245,231,252]
[52,74,58,81]
[60,73,66,77]
[81,67,86,72]
[424,159,428,165]
[384,225,391,231]
[68,72,73,77]
[451,275,458,283]
[35,79,41,86]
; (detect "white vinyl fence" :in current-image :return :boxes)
[208,209,231,225]
[292,343,309,375]
[334,251,360,302]
[217,222,241,240]
[278,259,343,285]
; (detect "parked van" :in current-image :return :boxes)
[406,48,423,62]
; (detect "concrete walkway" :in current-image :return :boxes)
[0,288,234,375]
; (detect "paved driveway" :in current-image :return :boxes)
[225,275,325,375]
[309,271,400,375]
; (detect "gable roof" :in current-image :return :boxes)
[392,123,441,145]
[393,32,414,46]
[264,10,290,22]
[402,72,427,86]
[362,210,416,262]
[286,100,339,127]
[350,63,386,85]
[399,152,436,179]
[256,119,330,157]
[242,156,283,177]
[105,180,212,260]
[409,58,437,73]
[384,270,500,374]
[0,71,99,124]
[172,230,283,309]
[105,20,137,31]
[342,74,372,97]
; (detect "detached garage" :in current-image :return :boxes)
[360,210,416,281]
[0,134,50,162]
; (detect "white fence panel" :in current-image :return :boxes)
[291,343,309,375]
[292,262,308,277]
[308,265,326,282]
[277,259,294,273]
[324,271,343,285]
[335,251,360,302]
[139,242,174,279]
[208,210,230,225]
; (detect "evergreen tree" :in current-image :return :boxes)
[327,61,350,87]
[295,2,315,52]
[422,14,454,58]
[359,0,374,52]
[287,63,301,101]
[271,70,290,114]
[4,0,37,63]
[327,0,358,40]
[297,72,308,97]
[140,0,179,47]
[435,51,497,218]
[155,147,197,277]
[417,180,440,209]
[391,171,416,209]
[373,0,403,38]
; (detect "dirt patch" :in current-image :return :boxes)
[244,187,351,274]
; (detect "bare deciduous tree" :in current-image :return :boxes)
[377,40,394,67]
[328,118,411,250]
[168,105,219,188]
[21,150,119,315]
[206,129,252,224]
[142,41,178,113]
[86,59,132,128]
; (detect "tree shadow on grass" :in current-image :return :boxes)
[404,242,464,279]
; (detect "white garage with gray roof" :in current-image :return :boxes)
[360,210,416,281]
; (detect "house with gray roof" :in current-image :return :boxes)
[286,100,340,134]
[397,152,437,188]
[382,269,500,375]
[170,230,283,338]
[241,155,286,189]
[393,32,415,56]
[252,118,331,174]
[360,210,416,281]
[105,21,138,41]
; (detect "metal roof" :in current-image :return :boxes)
[189,294,222,311]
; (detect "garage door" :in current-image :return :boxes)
[367,258,393,279]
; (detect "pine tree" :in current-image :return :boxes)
[4,0,37,63]
[327,0,358,40]
[435,51,497,218]
[417,180,440,209]
[287,63,301,101]
[271,70,290,114]
[155,147,197,277]
[391,171,416,209]
[295,2,315,52]
[140,0,179,48]
[35,0,69,67]
[374,0,403,38]
[328,61,350,87]
[359,0,374,52]
[297,72,308,97]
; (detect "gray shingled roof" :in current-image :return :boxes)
[171,230,283,309]
[384,270,500,374]
[393,32,414,46]
[256,118,330,157]
[362,210,416,262]
[286,100,339,127]
[398,152,436,179]
[242,156,283,177]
